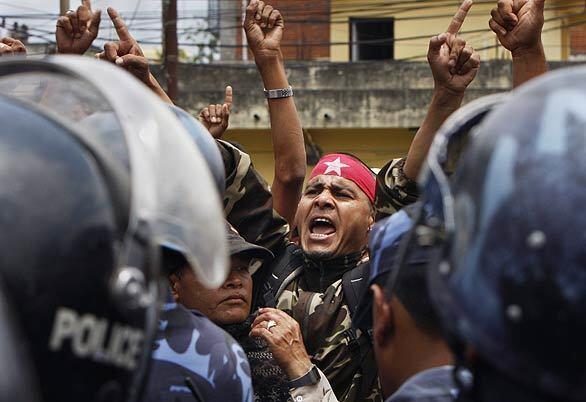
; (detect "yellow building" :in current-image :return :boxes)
[222,1,585,184]
[330,0,584,62]
[224,128,413,184]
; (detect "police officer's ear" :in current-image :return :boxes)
[371,284,394,348]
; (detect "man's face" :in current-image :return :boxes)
[297,175,374,259]
[170,255,253,325]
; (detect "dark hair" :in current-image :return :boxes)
[162,247,189,277]
[390,254,443,338]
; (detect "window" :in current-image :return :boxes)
[350,17,394,61]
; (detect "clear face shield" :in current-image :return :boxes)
[0,56,228,290]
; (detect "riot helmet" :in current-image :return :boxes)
[0,56,228,402]
[427,66,586,401]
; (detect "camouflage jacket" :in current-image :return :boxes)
[374,158,419,221]
[277,255,381,402]
[219,140,418,402]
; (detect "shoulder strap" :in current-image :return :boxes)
[341,261,370,320]
[262,243,305,308]
[341,262,380,399]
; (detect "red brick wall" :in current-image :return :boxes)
[235,0,331,61]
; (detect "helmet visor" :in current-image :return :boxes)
[0,57,228,288]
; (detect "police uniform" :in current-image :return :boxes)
[145,301,253,402]
[386,366,456,402]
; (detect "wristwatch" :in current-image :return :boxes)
[264,85,294,99]
[288,365,320,389]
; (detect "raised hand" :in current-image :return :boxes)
[427,0,480,94]
[244,0,284,63]
[97,7,149,83]
[489,0,545,55]
[0,37,27,56]
[56,0,101,54]
[97,7,172,103]
[198,86,233,139]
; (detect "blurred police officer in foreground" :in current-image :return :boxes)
[422,66,586,402]
[0,55,228,402]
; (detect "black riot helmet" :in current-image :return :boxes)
[427,66,586,401]
[0,56,228,402]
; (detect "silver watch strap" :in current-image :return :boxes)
[264,85,294,99]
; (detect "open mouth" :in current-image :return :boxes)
[309,217,337,240]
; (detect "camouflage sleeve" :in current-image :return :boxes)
[290,367,340,402]
[218,140,289,252]
[374,157,419,221]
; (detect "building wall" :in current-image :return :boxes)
[152,58,583,183]
[330,0,579,62]
[159,60,513,131]
[223,128,414,184]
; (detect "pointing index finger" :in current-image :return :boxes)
[108,7,133,42]
[447,0,473,35]
[224,85,233,110]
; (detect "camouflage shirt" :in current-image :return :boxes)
[277,255,381,402]
[220,141,417,402]
[375,158,419,221]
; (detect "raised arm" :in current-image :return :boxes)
[56,0,101,55]
[243,0,306,225]
[489,0,547,88]
[403,0,480,180]
[97,7,173,104]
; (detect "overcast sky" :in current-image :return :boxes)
[0,0,210,51]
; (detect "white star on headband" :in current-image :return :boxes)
[323,157,350,176]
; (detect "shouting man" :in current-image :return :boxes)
[220,1,481,401]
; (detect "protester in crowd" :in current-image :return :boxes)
[220,1,481,401]
[168,224,292,402]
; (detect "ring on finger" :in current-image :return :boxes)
[266,320,277,331]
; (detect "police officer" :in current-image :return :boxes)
[0,56,228,402]
[144,110,254,402]
[424,66,586,402]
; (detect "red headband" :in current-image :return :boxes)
[309,154,376,203]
